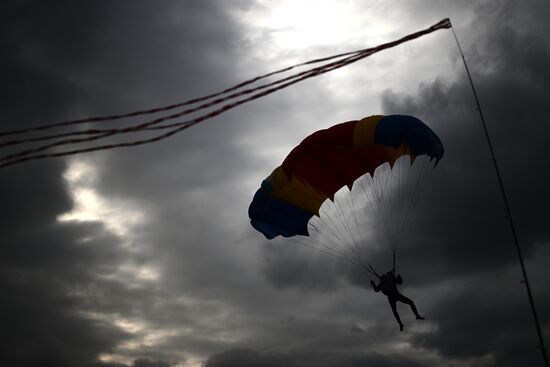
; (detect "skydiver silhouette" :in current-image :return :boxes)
[371,269,425,331]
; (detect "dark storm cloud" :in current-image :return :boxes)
[132,359,175,367]
[1,1,249,366]
[410,268,550,367]
[0,159,133,364]
[97,359,175,367]
[231,1,550,367]
[255,0,550,289]
[3,1,550,367]
[204,347,431,367]
[0,167,132,367]
[1,1,134,364]
[205,348,292,367]
[377,1,550,366]
[260,241,343,291]
[380,0,550,278]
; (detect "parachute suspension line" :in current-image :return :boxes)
[319,206,356,252]
[394,160,409,249]
[451,22,549,366]
[395,158,435,245]
[389,158,404,250]
[371,164,397,248]
[345,186,370,266]
[391,156,431,251]
[392,157,418,248]
[393,156,412,249]
[310,222,367,270]
[362,173,385,238]
[396,155,410,248]
[310,185,367,269]
[292,235,360,267]
[399,156,420,244]
[334,195,355,242]
[373,166,390,244]
[382,163,400,247]
[340,190,362,248]
[299,184,387,274]
[353,155,435,261]
[311,210,365,268]
[357,175,385,244]
[290,236,371,278]
[376,167,388,246]
[335,196,365,265]
[383,155,435,253]
[364,263,380,278]
[308,219,354,263]
[359,170,394,248]
[300,222,359,267]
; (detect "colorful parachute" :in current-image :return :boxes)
[248,115,443,262]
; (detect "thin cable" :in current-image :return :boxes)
[0,54,367,167]
[451,22,548,367]
[1,49,364,149]
[0,47,367,138]
[0,18,451,169]
[0,54,363,162]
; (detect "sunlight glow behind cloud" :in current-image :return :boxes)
[236,0,393,51]
[58,159,145,238]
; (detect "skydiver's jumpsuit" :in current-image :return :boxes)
[373,272,421,327]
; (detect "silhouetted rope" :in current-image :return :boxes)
[0,18,451,169]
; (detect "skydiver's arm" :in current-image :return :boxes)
[371,281,380,292]
[396,274,403,284]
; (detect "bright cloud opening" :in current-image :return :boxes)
[58,159,145,239]
[235,0,394,51]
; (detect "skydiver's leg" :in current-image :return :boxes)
[398,293,424,319]
[387,296,403,331]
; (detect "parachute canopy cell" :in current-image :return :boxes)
[248,115,444,240]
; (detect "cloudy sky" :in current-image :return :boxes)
[2,1,549,366]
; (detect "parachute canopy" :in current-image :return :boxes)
[248,115,443,240]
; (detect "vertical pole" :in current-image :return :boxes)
[450,25,548,367]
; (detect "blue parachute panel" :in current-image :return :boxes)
[248,189,313,239]
[375,115,444,162]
